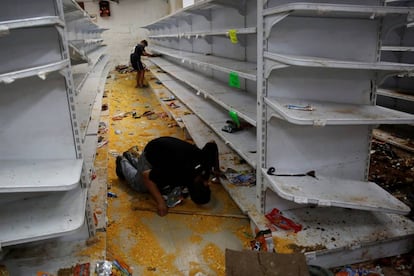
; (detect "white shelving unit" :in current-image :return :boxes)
[144,0,414,268]
[143,0,258,169]
[148,57,257,126]
[0,0,108,250]
[378,0,414,113]
[258,0,414,267]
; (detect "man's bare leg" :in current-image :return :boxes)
[135,71,140,88]
[138,70,145,87]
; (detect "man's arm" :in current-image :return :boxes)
[142,170,168,216]
[143,50,159,57]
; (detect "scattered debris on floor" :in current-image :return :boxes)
[250,229,274,252]
[57,263,90,276]
[95,259,132,276]
[330,133,414,276]
[369,139,414,219]
[0,265,9,276]
[114,65,135,74]
[97,139,108,148]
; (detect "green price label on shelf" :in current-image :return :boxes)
[229,72,240,88]
[229,110,240,128]
[228,29,238,44]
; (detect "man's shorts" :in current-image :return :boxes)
[130,53,145,71]
[132,59,145,71]
[121,152,152,192]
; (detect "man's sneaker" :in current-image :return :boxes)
[126,145,140,156]
[115,155,125,179]
[123,151,136,165]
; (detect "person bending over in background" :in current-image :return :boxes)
[116,136,221,216]
[130,39,157,88]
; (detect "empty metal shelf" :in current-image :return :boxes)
[150,45,257,81]
[264,52,414,72]
[266,204,414,267]
[149,57,257,126]
[0,159,83,192]
[265,96,414,126]
[1,0,61,21]
[0,185,87,247]
[263,3,413,18]
[263,168,410,215]
[143,0,246,29]
[148,27,257,39]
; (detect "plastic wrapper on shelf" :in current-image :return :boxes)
[223,168,256,186]
[265,208,302,233]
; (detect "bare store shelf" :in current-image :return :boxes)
[263,168,410,215]
[0,25,67,77]
[148,57,257,126]
[264,52,414,73]
[69,43,89,65]
[265,96,414,126]
[149,27,256,39]
[150,45,257,80]
[382,46,414,52]
[263,3,413,18]
[0,186,87,247]
[1,0,61,20]
[263,199,414,267]
[72,46,108,90]
[0,16,64,30]
[377,88,414,102]
[0,159,83,193]
[76,54,110,140]
[263,3,413,39]
[143,0,246,29]
[0,60,70,83]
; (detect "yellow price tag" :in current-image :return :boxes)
[228,29,238,44]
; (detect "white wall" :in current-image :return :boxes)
[169,0,183,12]
[82,0,170,65]
[183,0,194,7]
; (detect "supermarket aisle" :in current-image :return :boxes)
[101,69,252,275]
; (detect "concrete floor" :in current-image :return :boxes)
[0,69,252,275]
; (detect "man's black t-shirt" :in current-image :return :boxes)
[144,137,204,190]
[131,44,145,63]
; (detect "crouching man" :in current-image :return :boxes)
[116,136,220,216]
